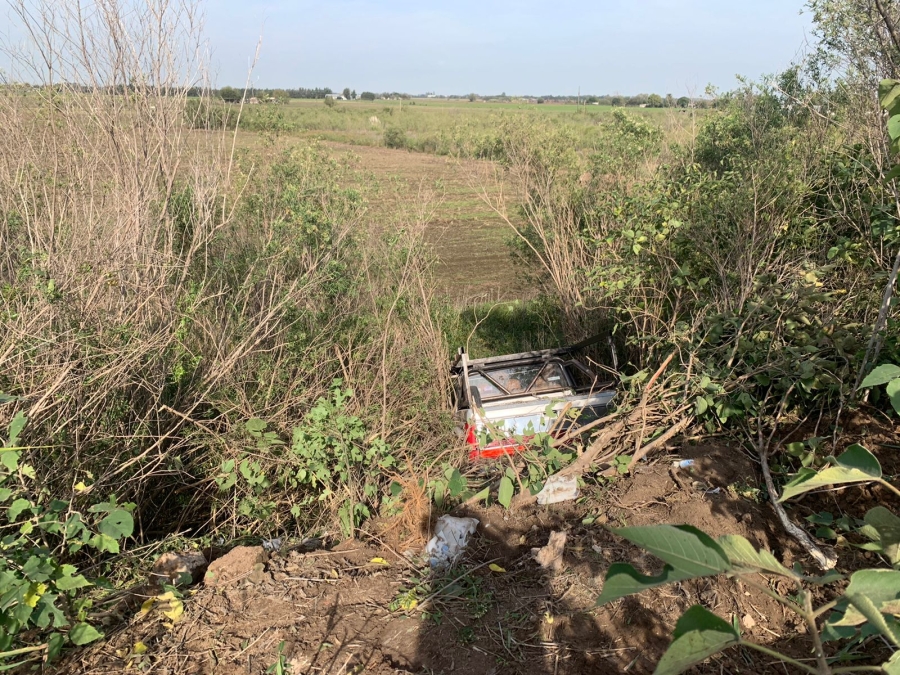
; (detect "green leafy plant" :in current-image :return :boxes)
[860,363,900,415]
[266,641,290,675]
[215,381,396,537]
[0,411,135,668]
[598,524,898,674]
[383,127,407,149]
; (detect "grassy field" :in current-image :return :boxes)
[234,96,698,153]
[229,97,700,302]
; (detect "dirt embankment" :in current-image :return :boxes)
[57,436,895,675]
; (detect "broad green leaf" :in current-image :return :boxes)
[0,449,19,472]
[447,469,466,497]
[497,476,514,509]
[654,605,740,675]
[836,444,882,476]
[98,509,134,540]
[469,486,490,503]
[8,498,31,522]
[890,115,900,143]
[821,620,857,642]
[780,467,876,501]
[611,525,732,577]
[90,533,120,554]
[55,573,92,592]
[864,506,900,567]
[779,445,881,502]
[69,622,103,646]
[695,396,708,415]
[887,165,900,182]
[245,418,267,433]
[884,650,900,675]
[887,378,900,415]
[880,79,900,107]
[597,563,700,606]
[830,569,900,628]
[805,512,834,526]
[716,535,796,578]
[543,400,556,418]
[845,592,900,647]
[861,364,900,388]
[884,83,900,114]
[33,594,65,629]
[47,632,65,660]
[7,412,26,448]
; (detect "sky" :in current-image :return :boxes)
[204,0,813,96]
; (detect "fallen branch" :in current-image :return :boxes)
[752,386,837,572]
[626,416,691,472]
[759,446,837,571]
[512,353,677,509]
[561,352,675,478]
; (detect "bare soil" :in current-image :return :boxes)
[55,432,900,675]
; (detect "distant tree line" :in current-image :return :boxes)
[211,86,419,102]
[8,81,710,109]
[446,92,711,107]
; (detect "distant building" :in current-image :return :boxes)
[326,93,346,101]
[248,97,260,105]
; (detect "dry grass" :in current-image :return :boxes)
[0,0,453,541]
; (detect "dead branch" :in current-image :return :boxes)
[759,446,837,571]
[512,353,677,509]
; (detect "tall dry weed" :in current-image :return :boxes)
[0,0,452,539]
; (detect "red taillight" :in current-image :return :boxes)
[466,429,532,462]
[464,423,477,447]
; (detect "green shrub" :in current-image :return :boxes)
[383,126,407,149]
[0,412,135,666]
[183,97,237,130]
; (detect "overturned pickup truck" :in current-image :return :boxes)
[452,337,618,461]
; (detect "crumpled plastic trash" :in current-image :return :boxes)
[262,538,283,552]
[536,474,579,505]
[425,515,479,568]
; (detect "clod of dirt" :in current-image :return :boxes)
[204,546,267,588]
[149,551,208,588]
[532,530,567,572]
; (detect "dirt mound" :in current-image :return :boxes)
[55,444,836,674]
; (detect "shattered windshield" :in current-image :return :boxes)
[471,362,568,399]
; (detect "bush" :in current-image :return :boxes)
[383,126,408,149]
[184,96,238,130]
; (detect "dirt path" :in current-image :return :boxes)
[58,443,836,675]
[324,142,532,303]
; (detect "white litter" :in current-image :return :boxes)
[536,474,579,505]
[425,515,479,569]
